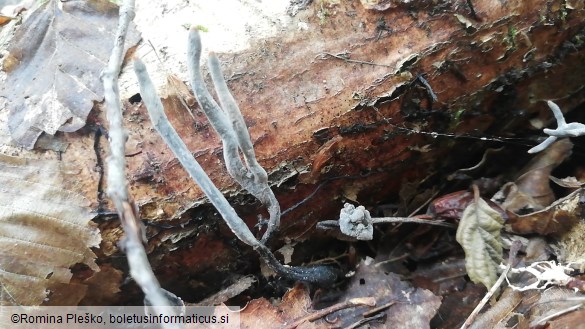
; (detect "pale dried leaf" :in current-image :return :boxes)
[0,154,101,305]
[456,196,504,289]
[549,175,584,188]
[0,0,141,149]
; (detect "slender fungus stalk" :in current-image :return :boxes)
[187,29,280,244]
[133,30,338,285]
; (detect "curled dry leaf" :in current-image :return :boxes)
[496,139,572,214]
[428,190,508,222]
[0,0,141,149]
[0,154,101,305]
[549,175,584,189]
[456,187,504,290]
[506,187,584,236]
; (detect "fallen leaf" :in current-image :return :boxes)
[498,139,572,213]
[0,15,12,26]
[456,187,504,289]
[428,190,508,222]
[330,258,442,328]
[523,287,585,328]
[239,284,318,329]
[428,190,474,221]
[80,264,123,306]
[506,187,583,236]
[549,175,584,189]
[240,264,438,329]
[0,0,141,149]
[0,154,101,305]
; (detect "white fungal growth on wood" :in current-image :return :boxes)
[339,203,374,240]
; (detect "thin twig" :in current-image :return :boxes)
[345,312,386,329]
[362,300,396,317]
[532,303,583,327]
[317,52,391,67]
[283,297,376,329]
[460,240,522,329]
[371,217,456,228]
[102,0,175,319]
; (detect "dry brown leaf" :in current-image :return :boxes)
[240,284,317,329]
[240,277,391,329]
[0,15,12,25]
[500,139,572,213]
[80,264,123,306]
[506,187,584,236]
[0,0,141,149]
[0,154,101,305]
[331,258,441,328]
[523,287,585,328]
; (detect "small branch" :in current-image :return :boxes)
[371,217,456,228]
[317,203,455,241]
[102,0,175,320]
[283,297,376,329]
[460,240,522,329]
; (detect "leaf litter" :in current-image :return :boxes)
[0,154,101,305]
[0,0,140,149]
[230,136,585,328]
[239,258,440,329]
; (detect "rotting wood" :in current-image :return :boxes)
[2,0,585,304]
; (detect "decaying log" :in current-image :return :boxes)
[3,0,585,304]
[109,0,585,303]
